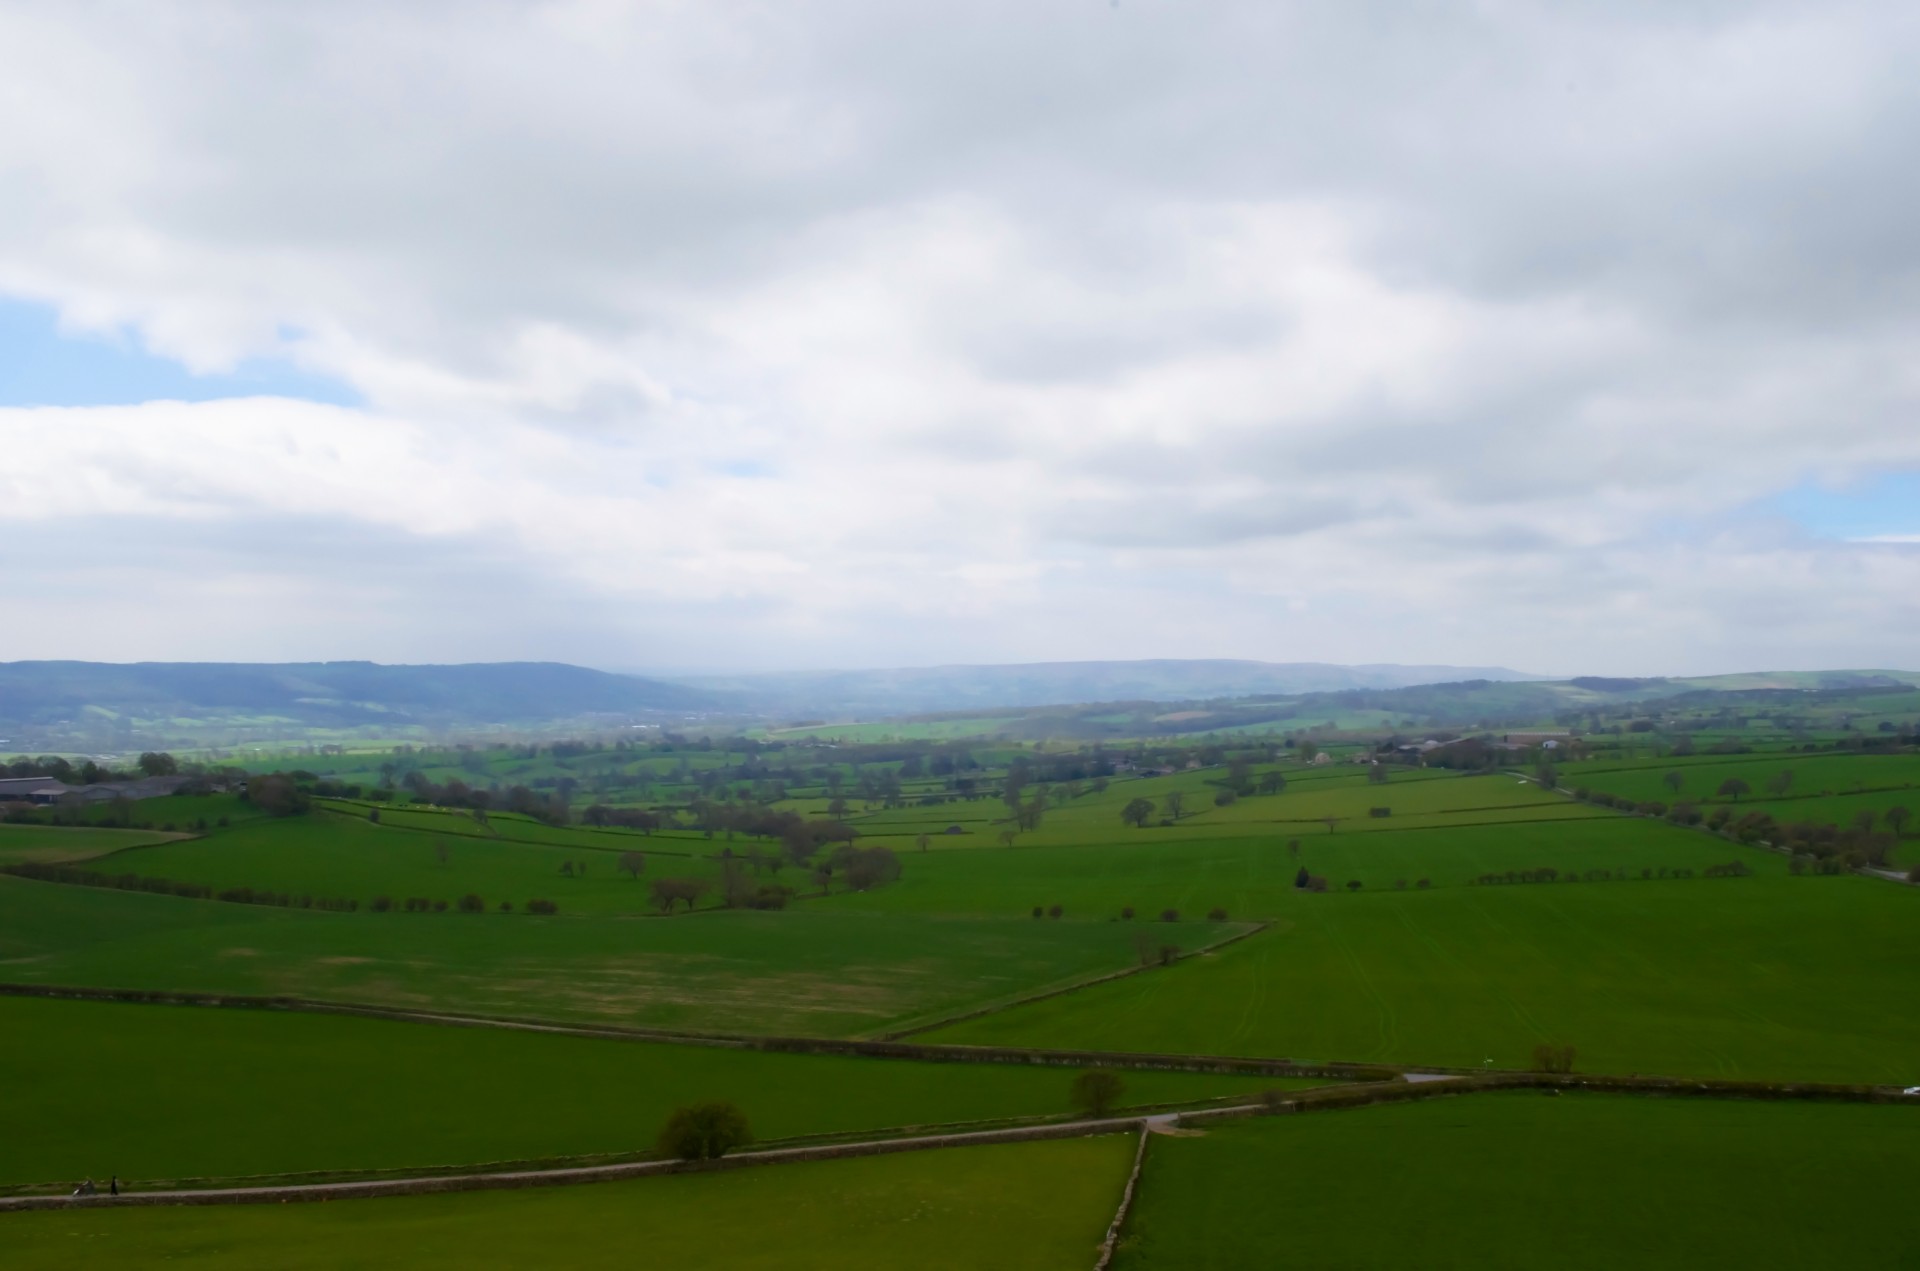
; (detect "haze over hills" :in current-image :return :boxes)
[668,660,1541,718]
[3,659,1914,751]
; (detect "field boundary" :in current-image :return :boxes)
[6,1072,1911,1212]
[1092,1127,1151,1271]
[877,920,1274,1041]
[0,981,1396,1081]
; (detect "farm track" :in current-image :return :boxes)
[7,1072,1913,1212]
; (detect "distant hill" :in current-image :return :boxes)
[0,661,727,749]
[669,659,1539,718]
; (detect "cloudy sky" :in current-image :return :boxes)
[2,1,1917,676]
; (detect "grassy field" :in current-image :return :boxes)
[1113,1094,1920,1269]
[0,995,1292,1187]
[0,825,184,866]
[79,810,730,917]
[926,873,1920,1083]
[811,817,1780,920]
[0,875,1226,1037]
[0,1134,1138,1270]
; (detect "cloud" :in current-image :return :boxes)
[1,1,1918,673]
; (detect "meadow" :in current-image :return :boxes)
[1113,1094,1920,1270]
[0,995,1290,1188]
[0,875,1225,1038]
[927,872,1920,1082]
[0,1135,1138,1270]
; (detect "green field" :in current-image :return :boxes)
[1113,1094,1920,1269]
[0,875,1225,1037]
[0,995,1291,1187]
[0,825,183,866]
[927,873,1920,1083]
[0,1135,1137,1270]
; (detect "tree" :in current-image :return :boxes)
[1069,1069,1126,1119]
[1887,805,1912,837]
[1366,763,1387,785]
[1294,866,1310,889]
[1259,771,1286,796]
[137,752,178,777]
[1165,791,1185,820]
[657,1102,752,1161]
[649,877,709,914]
[916,833,930,852]
[1716,777,1752,802]
[1765,769,1795,797]
[1345,879,1362,892]
[1121,798,1155,828]
[1663,771,1684,794]
[435,839,450,868]
[246,774,309,817]
[618,850,646,880]
[1213,787,1237,807]
[1530,1043,1577,1074]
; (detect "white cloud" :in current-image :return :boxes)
[2,1,1919,672]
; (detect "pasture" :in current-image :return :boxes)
[0,1135,1138,1270]
[1113,1094,1920,1270]
[0,876,1225,1037]
[927,872,1920,1083]
[0,995,1288,1187]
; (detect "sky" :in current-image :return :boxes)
[2,1,1917,676]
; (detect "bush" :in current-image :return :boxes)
[1119,906,1134,920]
[1415,878,1430,889]
[1048,904,1063,919]
[1069,1069,1126,1119]
[1206,906,1228,921]
[657,1101,751,1161]
[457,893,485,913]
[1159,908,1179,922]
[369,896,392,913]
[1531,1043,1577,1074]
[1345,879,1362,891]
[1213,788,1237,807]
[1032,906,1043,919]
[525,898,558,915]
[1158,943,1181,965]
[498,900,514,912]
[431,899,448,913]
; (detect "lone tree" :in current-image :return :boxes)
[1121,798,1156,828]
[1716,777,1752,802]
[618,850,646,880]
[1663,771,1685,794]
[1765,769,1795,797]
[657,1102,752,1161]
[1070,1069,1126,1119]
[1886,805,1912,838]
[1164,791,1185,820]
[1259,771,1286,796]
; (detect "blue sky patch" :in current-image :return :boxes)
[0,298,361,409]
[1770,471,1920,541]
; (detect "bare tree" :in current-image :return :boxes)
[618,850,646,880]
[1663,771,1685,795]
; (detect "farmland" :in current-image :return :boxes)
[0,1134,1138,1271]
[1113,1094,1920,1270]
[3,716,1918,1264]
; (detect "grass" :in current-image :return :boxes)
[82,810,730,917]
[0,1134,1138,1270]
[0,825,183,866]
[1112,1093,1920,1270]
[0,875,1225,1038]
[926,872,1920,1083]
[0,995,1296,1187]
[810,817,1778,920]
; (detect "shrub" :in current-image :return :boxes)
[1069,1069,1126,1119]
[1393,879,1407,890]
[525,898,558,915]
[1213,788,1237,807]
[657,1102,752,1161]
[1415,878,1430,889]
[369,896,392,913]
[1159,908,1180,922]
[1048,903,1064,918]
[1345,879,1362,892]
[368,809,381,823]
[1158,943,1180,965]
[1119,905,1135,920]
[498,900,514,912]
[1531,1043,1577,1074]
[431,899,448,913]
[1207,906,1228,921]
[1032,906,1043,919]
[457,893,485,913]
[748,884,792,910]
[1368,807,1390,818]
